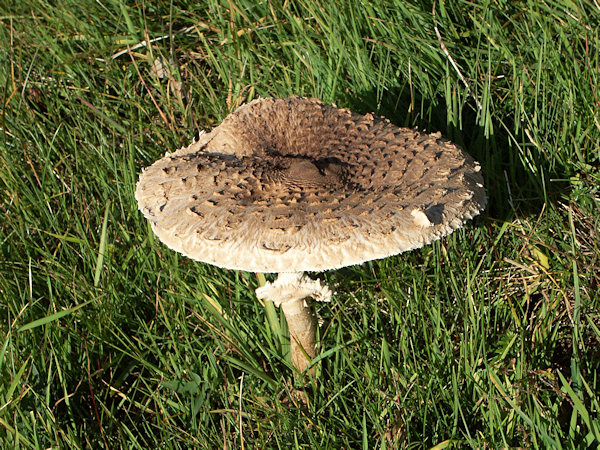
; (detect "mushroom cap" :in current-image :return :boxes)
[135,97,486,273]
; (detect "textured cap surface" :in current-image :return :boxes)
[135,97,486,272]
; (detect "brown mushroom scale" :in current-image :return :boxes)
[136,97,486,274]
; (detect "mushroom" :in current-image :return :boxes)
[135,97,486,374]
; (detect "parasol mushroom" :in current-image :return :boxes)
[135,96,486,374]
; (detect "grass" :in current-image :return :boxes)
[1,0,599,447]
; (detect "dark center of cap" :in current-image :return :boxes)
[273,156,346,190]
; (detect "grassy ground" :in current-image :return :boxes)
[1,0,599,447]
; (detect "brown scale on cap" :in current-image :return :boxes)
[135,97,486,273]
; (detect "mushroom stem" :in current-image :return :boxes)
[280,297,318,373]
[255,272,332,374]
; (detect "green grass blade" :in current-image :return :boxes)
[94,201,111,287]
[18,298,96,332]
